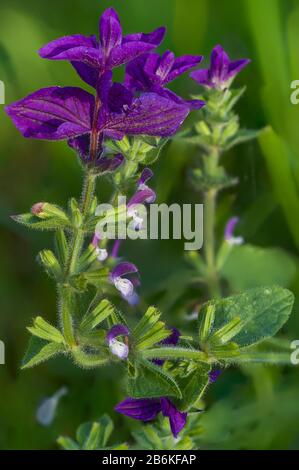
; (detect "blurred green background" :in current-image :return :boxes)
[1,0,299,450]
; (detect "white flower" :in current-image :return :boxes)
[95,247,108,261]
[109,338,129,360]
[114,276,134,298]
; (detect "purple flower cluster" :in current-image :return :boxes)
[5,7,206,169]
[5,9,250,167]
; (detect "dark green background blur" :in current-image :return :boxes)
[1,0,299,449]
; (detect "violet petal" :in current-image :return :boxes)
[5,87,94,140]
[106,324,130,343]
[115,398,161,421]
[110,262,138,281]
[160,398,187,438]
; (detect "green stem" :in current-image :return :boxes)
[203,148,221,298]
[59,285,76,347]
[142,347,208,362]
[60,170,97,347]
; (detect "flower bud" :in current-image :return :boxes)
[31,202,68,221]
[31,202,46,217]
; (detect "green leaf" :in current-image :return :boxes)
[80,299,115,332]
[21,337,65,369]
[78,244,98,272]
[136,323,171,351]
[225,87,246,111]
[133,306,172,350]
[11,213,71,231]
[55,230,68,266]
[57,436,80,450]
[133,306,161,338]
[38,249,62,280]
[70,267,109,290]
[127,359,182,399]
[198,304,215,343]
[58,415,115,450]
[209,342,240,360]
[224,128,261,151]
[200,286,294,348]
[221,244,297,290]
[132,426,163,450]
[77,415,114,450]
[258,127,299,250]
[175,363,211,411]
[208,317,244,346]
[27,316,64,343]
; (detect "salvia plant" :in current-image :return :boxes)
[6,7,295,448]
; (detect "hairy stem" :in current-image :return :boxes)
[60,170,97,347]
[203,147,221,298]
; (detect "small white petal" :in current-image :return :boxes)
[138,183,149,191]
[227,236,244,246]
[96,247,108,261]
[128,208,144,231]
[109,338,129,359]
[114,277,134,297]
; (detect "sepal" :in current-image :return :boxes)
[27,316,65,343]
[38,249,62,280]
[21,336,65,369]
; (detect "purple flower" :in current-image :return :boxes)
[125,51,205,109]
[115,397,187,438]
[208,369,222,384]
[5,73,189,165]
[110,262,140,305]
[106,324,130,360]
[126,168,156,231]
[39,8,165,88]
[190,45,250,90]
[6,9,190,167]
[224,216,244,246]
[91,233,108,262]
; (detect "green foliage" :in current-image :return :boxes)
[127,359,182,399]
[22,337,66,369]
[3,0,299,452]
[133,306,172,350]
[80,299,116,332]
[199,286,294,350]
[58,415,128,450]
[27,316,65,343]
[221,244,297,290]
[175,363,211,411]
